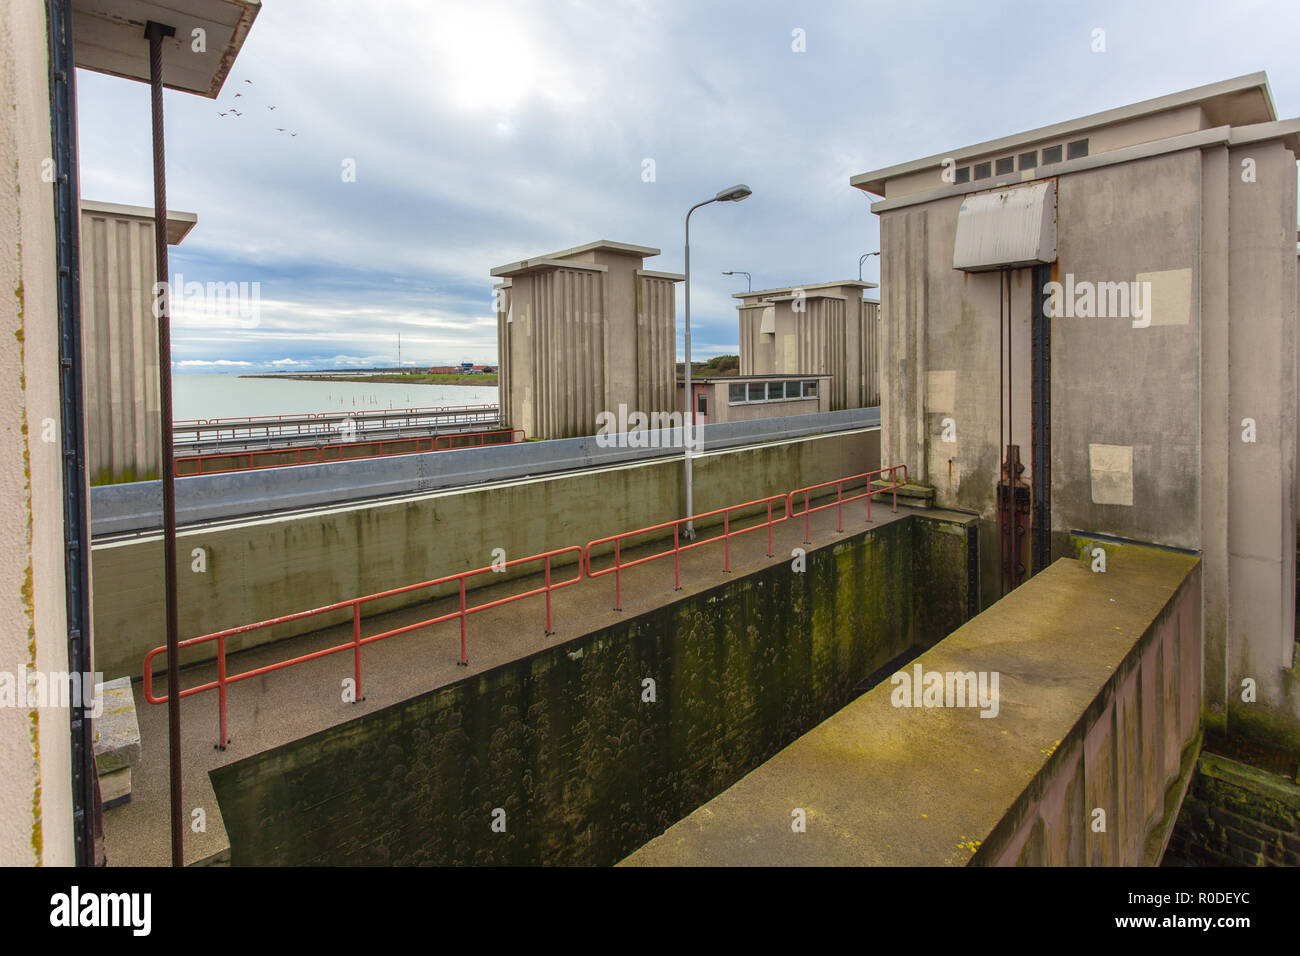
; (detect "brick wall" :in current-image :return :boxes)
[1165,751,1300,866]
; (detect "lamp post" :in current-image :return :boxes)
[722,270,752,291]
[858,251,879,282]
[684,184,752,538]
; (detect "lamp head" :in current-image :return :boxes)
[714,184,752,203]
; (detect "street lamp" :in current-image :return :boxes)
[684,184,752,538]
[722,270,752,291]
[858,251,880,281]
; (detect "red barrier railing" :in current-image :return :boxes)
[433,429,525,451]
[787,465,909,544]
[175,428,525,475]
[174,403,497,427]
[144,547,583,747]
[144,463,907,746]
[584,494,789,611]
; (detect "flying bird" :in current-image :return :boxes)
[244,79,252,84]
[268,105,276,110]
[234,92,242,98]
[217,111,228,117]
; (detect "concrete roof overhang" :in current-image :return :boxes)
[80,198,197,244]
[734,279,878,300]
[851,72,1281,196]
[72,0,260,98]
[491,240,662,277]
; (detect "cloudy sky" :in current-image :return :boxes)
[75,0,1300,373]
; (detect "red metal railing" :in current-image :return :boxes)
[175,428,525,476]
[432,429,525,451]
[144,463,909,746]
[584,494,789,610]
[787,465,909,544]
[174,403,497,428]
[143,546,583,747]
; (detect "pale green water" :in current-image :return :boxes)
[172,373,498,421]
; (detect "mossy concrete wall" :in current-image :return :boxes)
[91,428,878,681]
[209,511,973,866]
[1165,751,1300,866]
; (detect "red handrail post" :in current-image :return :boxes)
[766,500,773,557]
[673,524,681,591]
[836,481,843,532]
[217,634,228,750]
[867,482,873,523]
[457,577,468,665]
[614,538,622,611]
[544,554,554,635]
[804,489,811,544]
[723,510,731,572]
[352,602,362,701]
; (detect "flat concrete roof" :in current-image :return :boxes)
[735,279,878,300]
[72,0,260,99]
[81,198,197,245]
[852,72,1280,195]
[680,374,832,383]
[491,240,662,277]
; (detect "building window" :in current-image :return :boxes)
[973,161,992,180]
[697,393,708,415]
[1042,144,1063,165]
[729,384,745,404]
[803,381,818,398]
[785,381,801,399]
[1067,138,1089,160]
[995,156,1014,176]
[955,166,970,184]
[1018,151,1037,170]
[748,383,766,402]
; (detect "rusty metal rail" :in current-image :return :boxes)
[584,494,789,610]
[787,465,909,544]
[144,463,908,746]
[175,428,524,476]
[143,546,583,747]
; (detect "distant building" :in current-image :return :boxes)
[735,281,880,410]
[492,240,683,440]
[80,199,197,484]
[679,373,831,425]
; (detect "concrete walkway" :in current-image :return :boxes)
[104,492,915,866]
[620,543,1200,866]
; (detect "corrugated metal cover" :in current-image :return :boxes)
[952,180,1056,272]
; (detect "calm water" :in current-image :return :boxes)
[172,373,499,421]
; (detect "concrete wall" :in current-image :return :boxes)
[79,202,191,485]
[0,0,75,866]
[622,539,1200,866]
[983,541,1203,865]
[1164,751,1300,866]
[93,427,879,681]
[208,510,973,865]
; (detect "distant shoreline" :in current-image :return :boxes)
[240,373,498,386]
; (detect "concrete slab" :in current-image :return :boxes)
[620,544,1199,866]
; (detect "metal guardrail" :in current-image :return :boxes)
[175,429,524,476]
[172,404,499,445]
[143,546,584,748]
[92,407,880,536]
[143,457,905,747]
